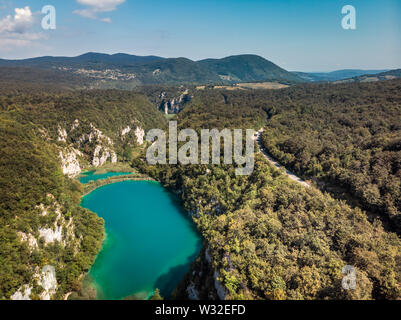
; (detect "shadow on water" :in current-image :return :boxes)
[155,249,202,299]
[82,180,203,301]
[152,184,203,299]
[162,184,202,235]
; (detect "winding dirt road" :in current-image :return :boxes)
[254,128,311,188]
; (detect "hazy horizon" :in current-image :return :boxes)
[0,50,397,73]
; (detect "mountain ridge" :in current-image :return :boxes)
[0,52,304,86]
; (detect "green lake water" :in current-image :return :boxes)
[79,171,134,184]
[80,180,202,300]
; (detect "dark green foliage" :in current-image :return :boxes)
[0,117,104,299]
[257,80,401,233]
[0,67,90,94]
[134,88,401,300]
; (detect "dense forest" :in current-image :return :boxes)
[1,76,400,300]
[0,67,90,94]
[134,81,401,299]
[179,81,401,234]
[0,115,104,299]
[259,80,401,233]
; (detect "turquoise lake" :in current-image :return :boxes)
[79,171,134,184]
[80,180,202,300]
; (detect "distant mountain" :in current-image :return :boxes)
[0,67,91,93]
[334,69,401,84]
[199,55,302,83]
[0,52,303,87]
[0,52,164,70]
[293,69,389,82]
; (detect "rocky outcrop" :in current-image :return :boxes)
[59,148,82,177]
[159,89,191,114]
[11,266,58,301]
[92,145,117,167]
[71,119,79,131]
[121,126,131,136]
[88,123,113,145]
[214,271,228,300]
[39,266,58,300]
[57,119,147,172]
[39,226,63,244]
[18,232,38,250]
[186,282,200,300]
[57,127,67,142]
[37,197,74,247]
[135,127,145,145]
[11,285,32,300]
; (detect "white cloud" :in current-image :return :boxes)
[0,7,45,50]
[73,0,125,22]
[0,6,34,33]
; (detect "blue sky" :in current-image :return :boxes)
[0,0,400,71]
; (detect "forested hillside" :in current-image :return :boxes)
[258,80,401,233]
[1,75,400,300]
[0,90,166,299]
[0,67,90,93]
[134,89,401,300]
[0,116,104,299]
[179,81,401,235]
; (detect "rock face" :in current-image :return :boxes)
[71,119,79,130]
[39,226,63,244]
[18,232,38,250]
[11,266,58,301]
[121,126,131,136]
[92,145,117,167]
[56,120,146,172]
[214,271,228,300]
[11,285,32,300]
[186,282,200,300]
[158,89,191,114]
[11,195,73,300]
[37,196,74,247]
[39,266,58,300]
[59,148,82,177]
[135,127,145,145]
[57,127,68,142]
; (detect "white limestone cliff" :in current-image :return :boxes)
[18,232,38,250]
[121,126,131,136]
[57,127,68,142]
[39,266,58,300]
[59,148,82,177]
[11,285,32,300]
[92,145,117,167]
[39,226,63,244]
[135,127,145,145]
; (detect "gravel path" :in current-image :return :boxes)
[255,128,311,188]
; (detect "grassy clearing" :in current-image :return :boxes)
[81,162,136,175]
[82,173,155,196]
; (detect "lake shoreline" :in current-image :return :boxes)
[82,174,156,196]
[75,173,201,300]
